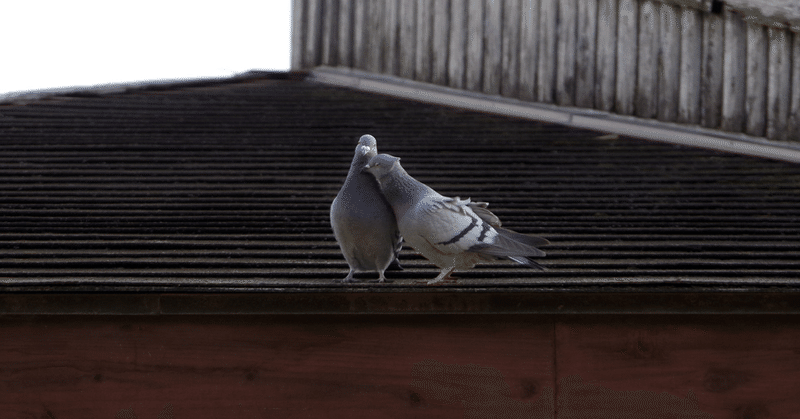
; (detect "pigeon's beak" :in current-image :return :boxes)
[361,164,371,173]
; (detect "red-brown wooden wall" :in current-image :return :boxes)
[3,314,799,418]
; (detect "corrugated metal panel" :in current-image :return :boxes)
[1,74,799,292]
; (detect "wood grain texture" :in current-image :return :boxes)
[399,0,416,79]
[791,32,800,140]
[555,317,800,419]
[483,0,503,95]
[766,27,790,141]
[382,0,399,75]
[321,0,340,67]
[636,0,659,118]
[415,0,433,82]
[448,0,468,89]
[501,0,522,97]
[353,0,368,70]
[367,0,384,72]
[466,0,484,91]
[746,23,768,137]
[337,0,355,68]
[8,315,800,418]
[596,0,618,111]
[678,7,702,124]
[576,0,598,108]
[432,0,450,85]
[701,11,724,128]
[0,316,556,419]
[519,0,540,101]
[721,8,748,133]
[657,3,680,122]
[304,0,323,68]
[556,0,578,106]
[537,0,558,102]
[291,0,306,69]
[616,0,638,115]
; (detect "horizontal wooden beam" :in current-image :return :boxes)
[4,314,800,417]
[725,0,800,31]
[4,291,800,315]
[310,67,800,163]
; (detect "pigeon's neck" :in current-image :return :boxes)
[377,167,433,218]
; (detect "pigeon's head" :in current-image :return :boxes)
[363,153,400,179]
[358,134,377,150]
[354,134,378,162]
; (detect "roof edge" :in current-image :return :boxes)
[309,66,800,164]
[0,70,304,106]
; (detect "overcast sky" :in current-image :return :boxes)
[1,1,291,96]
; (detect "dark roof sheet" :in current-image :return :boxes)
[1,73,799,298]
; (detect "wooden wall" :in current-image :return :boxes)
[292,0,800,143]
[4,314,800,418]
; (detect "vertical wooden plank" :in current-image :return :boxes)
[596,0,618,111]
[538,0,558,102]
[304,0,324,68]
[745,23,768,137]
[366,1,384,73]
[399,0,416,79]
[615,0,638,115]
[556,0,578,106]
[321,0,339,66]
[700,11,724,128]
[382,0,399,75]
[432,0,450,85]
[721,7,747,133]
[291,0,306,69]
[519,0,540,101]
[353,0,367,70]
[448,0,468,89]
[636,0,659,119]
[576,0,598,108]
[483,0,503,95]
[466,0,484,91]
[501,0,522,97]
[767,27,791,141]
[657,3,680,122]
[337,0,354,68]
[415,0,433,82]
[790,32,800,139]
[678,7,702,124]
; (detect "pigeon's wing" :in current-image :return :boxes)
[467,201,502,227]
[405,194,547,260]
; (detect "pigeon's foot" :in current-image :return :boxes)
[333,271,360,283]
[425,268,457,286]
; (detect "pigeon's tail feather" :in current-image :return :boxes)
[508,256,547,270]
[496,227,550,248]
[469,232,546,259]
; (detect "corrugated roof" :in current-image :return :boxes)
[1,73,799,293]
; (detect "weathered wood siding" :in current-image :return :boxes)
[293,0,800,142]
[6,314,800,418]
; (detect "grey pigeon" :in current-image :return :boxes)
[364,153,548,285]
[330,135,403,283]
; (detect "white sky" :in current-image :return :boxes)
[0,0,291,96]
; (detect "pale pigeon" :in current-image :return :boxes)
[330,135,403,283]
[364,153,547,285]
